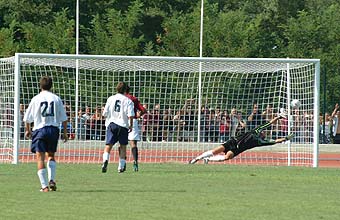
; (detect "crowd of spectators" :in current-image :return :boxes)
[12,101,340,144]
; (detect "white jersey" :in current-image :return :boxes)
[103,93,135,128]
[128,118,140,141]
[23,91,68,131]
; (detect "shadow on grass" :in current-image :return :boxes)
[63,189,187,193]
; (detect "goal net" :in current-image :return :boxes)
[0,54,320,167]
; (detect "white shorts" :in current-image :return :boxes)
[128,119,140,141]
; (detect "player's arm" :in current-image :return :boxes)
[128,116,134,132]
[136,101,147,118]
[102,99,110,118]
[23,102,33,139]
[57,98,69,142]
[61,120,68,143]
[127,100,135,131]
[24,122,32,139]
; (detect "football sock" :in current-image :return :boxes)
[207,155,226,162]
[47,160,56,181]
[197,150,213,160]
[119,158,126,169]
[103,152,109,162]
[37,168,48,189]
[131,147,138,162]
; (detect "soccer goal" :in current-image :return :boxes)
[0,53,320,167]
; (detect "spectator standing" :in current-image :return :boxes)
[83,106,92,140]
[90,107,105,140]
[292,109,304,143]
[20,104,26,138]
[151,106,161,141]
[331,103,340,144]
[141,104,151,141]
[261,105,277,139]
[219,112,230,142]
[77,108,87,140]
[236,111,247,135]
[200,106,209,142]
[207,108,220,142]
[230,108,246,138]
[161,108,172,142]
[320,112,333,144]
[247,102,263,130]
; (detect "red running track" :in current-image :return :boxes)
[9,149,340,167]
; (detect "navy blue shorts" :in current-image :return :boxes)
[31,126,60,153]
[105,122,129,146]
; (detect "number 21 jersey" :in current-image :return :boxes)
[23,91,68,131]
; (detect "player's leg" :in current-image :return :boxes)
[118,144,127,173]
[102,144,113,173]
[32,128,49,192]
[128,119,140,171]
[130,140,139,172]
[189,145,225,164]
[206,150,234,162]
[117,126,129,173]
[45,126,59,191]
[47,152,57,191]
[36,152,49,192]
[102,123,118,173]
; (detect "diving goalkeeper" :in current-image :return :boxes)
[189,112,294,164]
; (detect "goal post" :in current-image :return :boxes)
[0,53,320,167]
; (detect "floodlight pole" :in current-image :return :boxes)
[197,0,204,143]
[76,0,79,55]
[75,0,80,140]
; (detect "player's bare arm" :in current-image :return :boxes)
[62,120,68,143]
[25,122,32,139]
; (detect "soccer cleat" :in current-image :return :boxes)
[40,187,49,192]
[118,163,126,173]
[49,180,57,191]
[278,108,287,119]
[133,161,138,172]
[102,160,108,173]
[203,157,209,164]
[285,133,295,141]
[189,158,198,164]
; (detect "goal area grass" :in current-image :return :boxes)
[1,163,339,220]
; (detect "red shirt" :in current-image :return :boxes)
[126,93,146,118]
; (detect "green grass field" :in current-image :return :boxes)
[1,163,339,220]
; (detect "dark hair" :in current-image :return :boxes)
[126,85,130,93]
[40,76,53,90]
[116,81,128,94]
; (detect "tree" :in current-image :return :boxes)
[22,9,75,54]
[86,0,144,55]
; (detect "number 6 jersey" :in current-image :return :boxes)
[102,93,135,129]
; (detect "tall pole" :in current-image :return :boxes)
[199,0,204,58]
[76,0,79,55]
[75,0,80,139]
[197,0,204,143]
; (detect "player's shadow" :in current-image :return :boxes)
[70,189,187,193]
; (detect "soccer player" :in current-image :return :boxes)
[23,76,68,192]
[118,85,147,172]
[101,81,134,173]
[189,113,294,164]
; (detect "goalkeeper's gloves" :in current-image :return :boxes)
[285,133,294,141]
